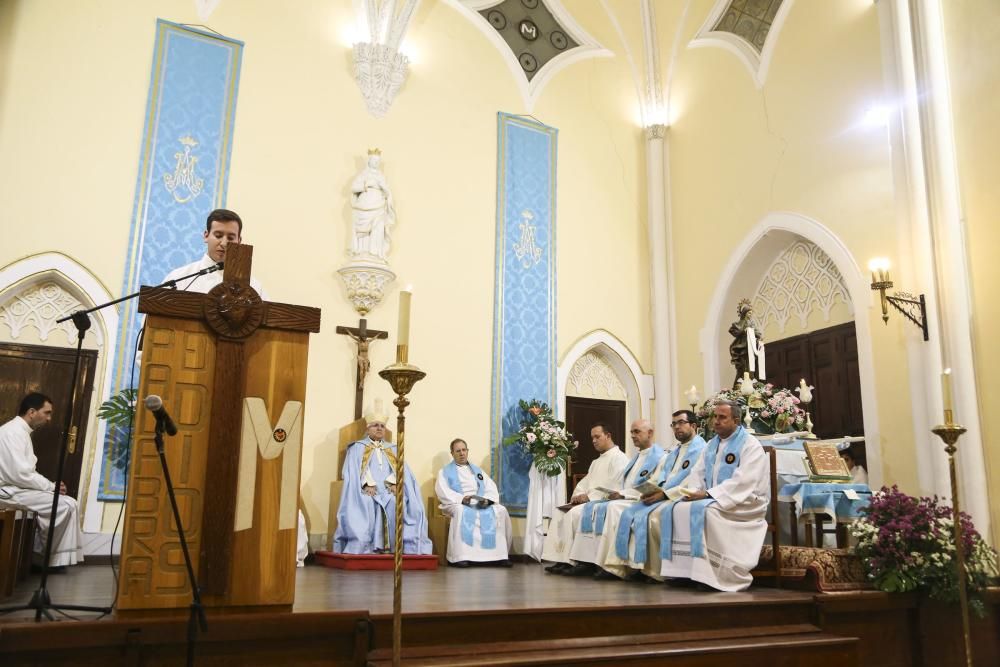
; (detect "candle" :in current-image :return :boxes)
[941,368,953,416]
[397,288,411,362]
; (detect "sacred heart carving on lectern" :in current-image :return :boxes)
[204,282,264,339]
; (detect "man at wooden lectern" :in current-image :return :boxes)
[162,209,267,298]
[160,208,308,566]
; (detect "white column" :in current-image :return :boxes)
[877,0,991,541]
[645,124,674,434]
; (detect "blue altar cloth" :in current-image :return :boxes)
[778,483,872,524]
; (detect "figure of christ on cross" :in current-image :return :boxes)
[336,319,388,420]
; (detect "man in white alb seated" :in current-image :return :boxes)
[0,393,83,570]
[561,419,668,578]
[650,399,769,591]
[541,422,628,573]
[435,439,512,568]
[598,412,707,581]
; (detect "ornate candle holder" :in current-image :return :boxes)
[931,410,972,667]
[379,359,426,667]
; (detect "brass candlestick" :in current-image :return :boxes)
[379,355,426,667]
[931,410,973,667]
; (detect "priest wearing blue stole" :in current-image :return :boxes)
[562,419,668,577]
[599,411,707,580]
[332,405,432,555]
[434,439,512,567]
[654,399,769,591]
[542,423,628,571]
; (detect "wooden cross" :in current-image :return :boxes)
[134,244,320,599]
[336,318,388,420]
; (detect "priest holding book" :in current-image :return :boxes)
[435,438,512,567]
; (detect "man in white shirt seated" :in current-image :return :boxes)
[542,422,628,573]
[435,439,512,568]
[654,399,769,591]
[562,419,668,579]
[0,393,83,571]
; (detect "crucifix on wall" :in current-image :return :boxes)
[336,318,388,419]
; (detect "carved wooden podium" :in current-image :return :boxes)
[117,245,320,610]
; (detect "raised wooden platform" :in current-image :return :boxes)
[1,563,996,666]
[314,550,439,571]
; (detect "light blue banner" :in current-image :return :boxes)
[490,113,558,516]
[98,20,243,500]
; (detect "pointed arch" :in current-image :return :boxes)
[698,211,881,487]
[0,252,119,533]
[558,329,654,439]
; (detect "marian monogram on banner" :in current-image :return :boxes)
[513,209,543,268]
[163,135,205,203]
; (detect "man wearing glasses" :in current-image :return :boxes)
[597,412,707,581]
[653,400,769,591]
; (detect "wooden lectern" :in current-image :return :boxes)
[117,245,320,610]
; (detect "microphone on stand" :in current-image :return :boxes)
[144,394,178,436]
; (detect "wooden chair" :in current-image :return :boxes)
[426,495,449,564]
[1,507,37,599]
[751,446,782,587]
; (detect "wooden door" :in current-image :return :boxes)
[0,342,98,498]
[564,397,626,497]
[763,322,863,438]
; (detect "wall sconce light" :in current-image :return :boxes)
[869,257,928,341]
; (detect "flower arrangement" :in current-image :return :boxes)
[502,399,575,477]
[696,379,806,435]
[850,485,999,616]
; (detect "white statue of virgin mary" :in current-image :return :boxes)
[350,149,396,261]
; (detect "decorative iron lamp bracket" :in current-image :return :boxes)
[871,277,929,341]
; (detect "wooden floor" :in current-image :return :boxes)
[0,561,811,621]
[2,563,997,666]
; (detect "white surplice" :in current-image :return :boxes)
[600,440,695,577]
[569,446,666,565]
[540,446,628,564]
[435,465,512,563]
[0,416,83,566]
[162,254,267,299]
[654,430,769,591]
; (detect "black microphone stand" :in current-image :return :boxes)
[0,262,222,621]
[152,414,207,667]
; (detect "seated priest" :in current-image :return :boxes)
[541,423,628,572]
[0,392,83,570]
[560,419,668,578]
[434,438,513,568]
[651,399,769,591]
[332,405,432,555]
[598,412,707,581]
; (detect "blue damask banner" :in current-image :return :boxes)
[490,113,558,515]
[98,21,243,500]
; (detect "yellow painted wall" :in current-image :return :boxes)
[667,0,918,489]
[0,0,651,540]
[940,0,1000,542]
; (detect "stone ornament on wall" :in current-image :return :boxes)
[338,149,398,315]
[567,350,626,400]
[352,0,420,118]
[751,240,851,335]
[0,281,103,346]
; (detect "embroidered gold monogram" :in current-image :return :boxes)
[163,135,205,203]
